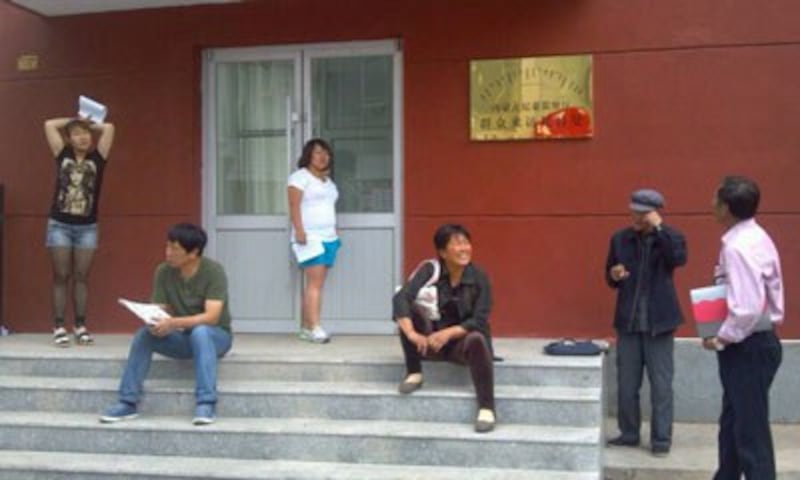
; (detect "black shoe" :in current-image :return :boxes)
[607,435,640,447]
[651,444,670,457]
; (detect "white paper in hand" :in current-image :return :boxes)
[291,237,324,263]
[78,95,108,123]
[118,298,169,326]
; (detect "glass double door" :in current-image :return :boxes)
[203,41,401,333]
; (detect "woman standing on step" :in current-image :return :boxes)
[392,224,496,432]
[288,138,341,344]
[44,115,114,347]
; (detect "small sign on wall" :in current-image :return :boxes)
[470,54,593,141]
[17,54,39,71]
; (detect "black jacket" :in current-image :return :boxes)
[605,225,688,335]
[393,260,493,351]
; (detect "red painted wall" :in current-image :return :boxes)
[1,0,797,337]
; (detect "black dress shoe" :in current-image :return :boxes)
[607,435,640,447]
[651,444,670,457]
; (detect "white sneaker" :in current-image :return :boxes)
[298,327,330,344]
[311,327,331,343]
[297,328,314,342]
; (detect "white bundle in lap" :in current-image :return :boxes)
[409,259,441,322]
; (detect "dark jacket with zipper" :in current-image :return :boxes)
[605,225,688,335]
[393,260,493,352]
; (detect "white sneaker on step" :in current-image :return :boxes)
[298,327,330,344]
[311,327,330,343]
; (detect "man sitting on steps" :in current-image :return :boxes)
[100,223,233,425]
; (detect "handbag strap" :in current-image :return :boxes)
[409,258,440,288]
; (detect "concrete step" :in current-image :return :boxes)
[0,376,601,426]
[1,355,601,387]
[1,412,601,471]
[0,450,601,480]
[0,334,602,387]
[603,420,800,480]
[0,335,605,477]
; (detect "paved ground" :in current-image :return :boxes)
[604,419,800,479]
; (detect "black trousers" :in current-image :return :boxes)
[615,330,674,449]
[714,330,782,480]
[399,315,495,410]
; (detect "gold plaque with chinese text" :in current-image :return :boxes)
[470,55,593,141]
[17,54,39,71]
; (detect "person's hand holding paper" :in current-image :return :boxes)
[291,235,324,263]
[118,298,170,327]
[149,315,179,337]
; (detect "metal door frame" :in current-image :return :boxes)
[201,39,403,332]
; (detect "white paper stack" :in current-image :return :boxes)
[291,237,324,263]
[78,95,108,123]
[118,298,169,326]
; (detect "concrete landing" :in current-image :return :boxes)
[604,419,800,479]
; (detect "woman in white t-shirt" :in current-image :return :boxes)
[288,139,341,343]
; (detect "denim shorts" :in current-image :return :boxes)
[45,218,98,249]
[299,239,341,268]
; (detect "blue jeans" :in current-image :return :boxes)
[118,325,232,405]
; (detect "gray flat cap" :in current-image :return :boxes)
[629,189,665,212]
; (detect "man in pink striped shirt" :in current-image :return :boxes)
[704,175,783,480]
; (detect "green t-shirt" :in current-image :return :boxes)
[151,257,232,334]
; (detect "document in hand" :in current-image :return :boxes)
[689,285,774,338]
[689,285,728,338]
[118,298,170,326]
[78,95,108,123]
[291,237,324,263]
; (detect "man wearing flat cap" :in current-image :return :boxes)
[605,188,687,457]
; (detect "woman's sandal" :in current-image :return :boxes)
[74,326,94,346]
[397,373,423,394]
[53,327,70,348]
[475,408,496,433]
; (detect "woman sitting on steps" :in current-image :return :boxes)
[392,223,496,433]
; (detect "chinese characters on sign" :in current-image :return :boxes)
[470,55,593,141]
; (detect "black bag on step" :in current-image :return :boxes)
[543,338,603,356]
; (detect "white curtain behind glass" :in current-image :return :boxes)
[216,62,292,215]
